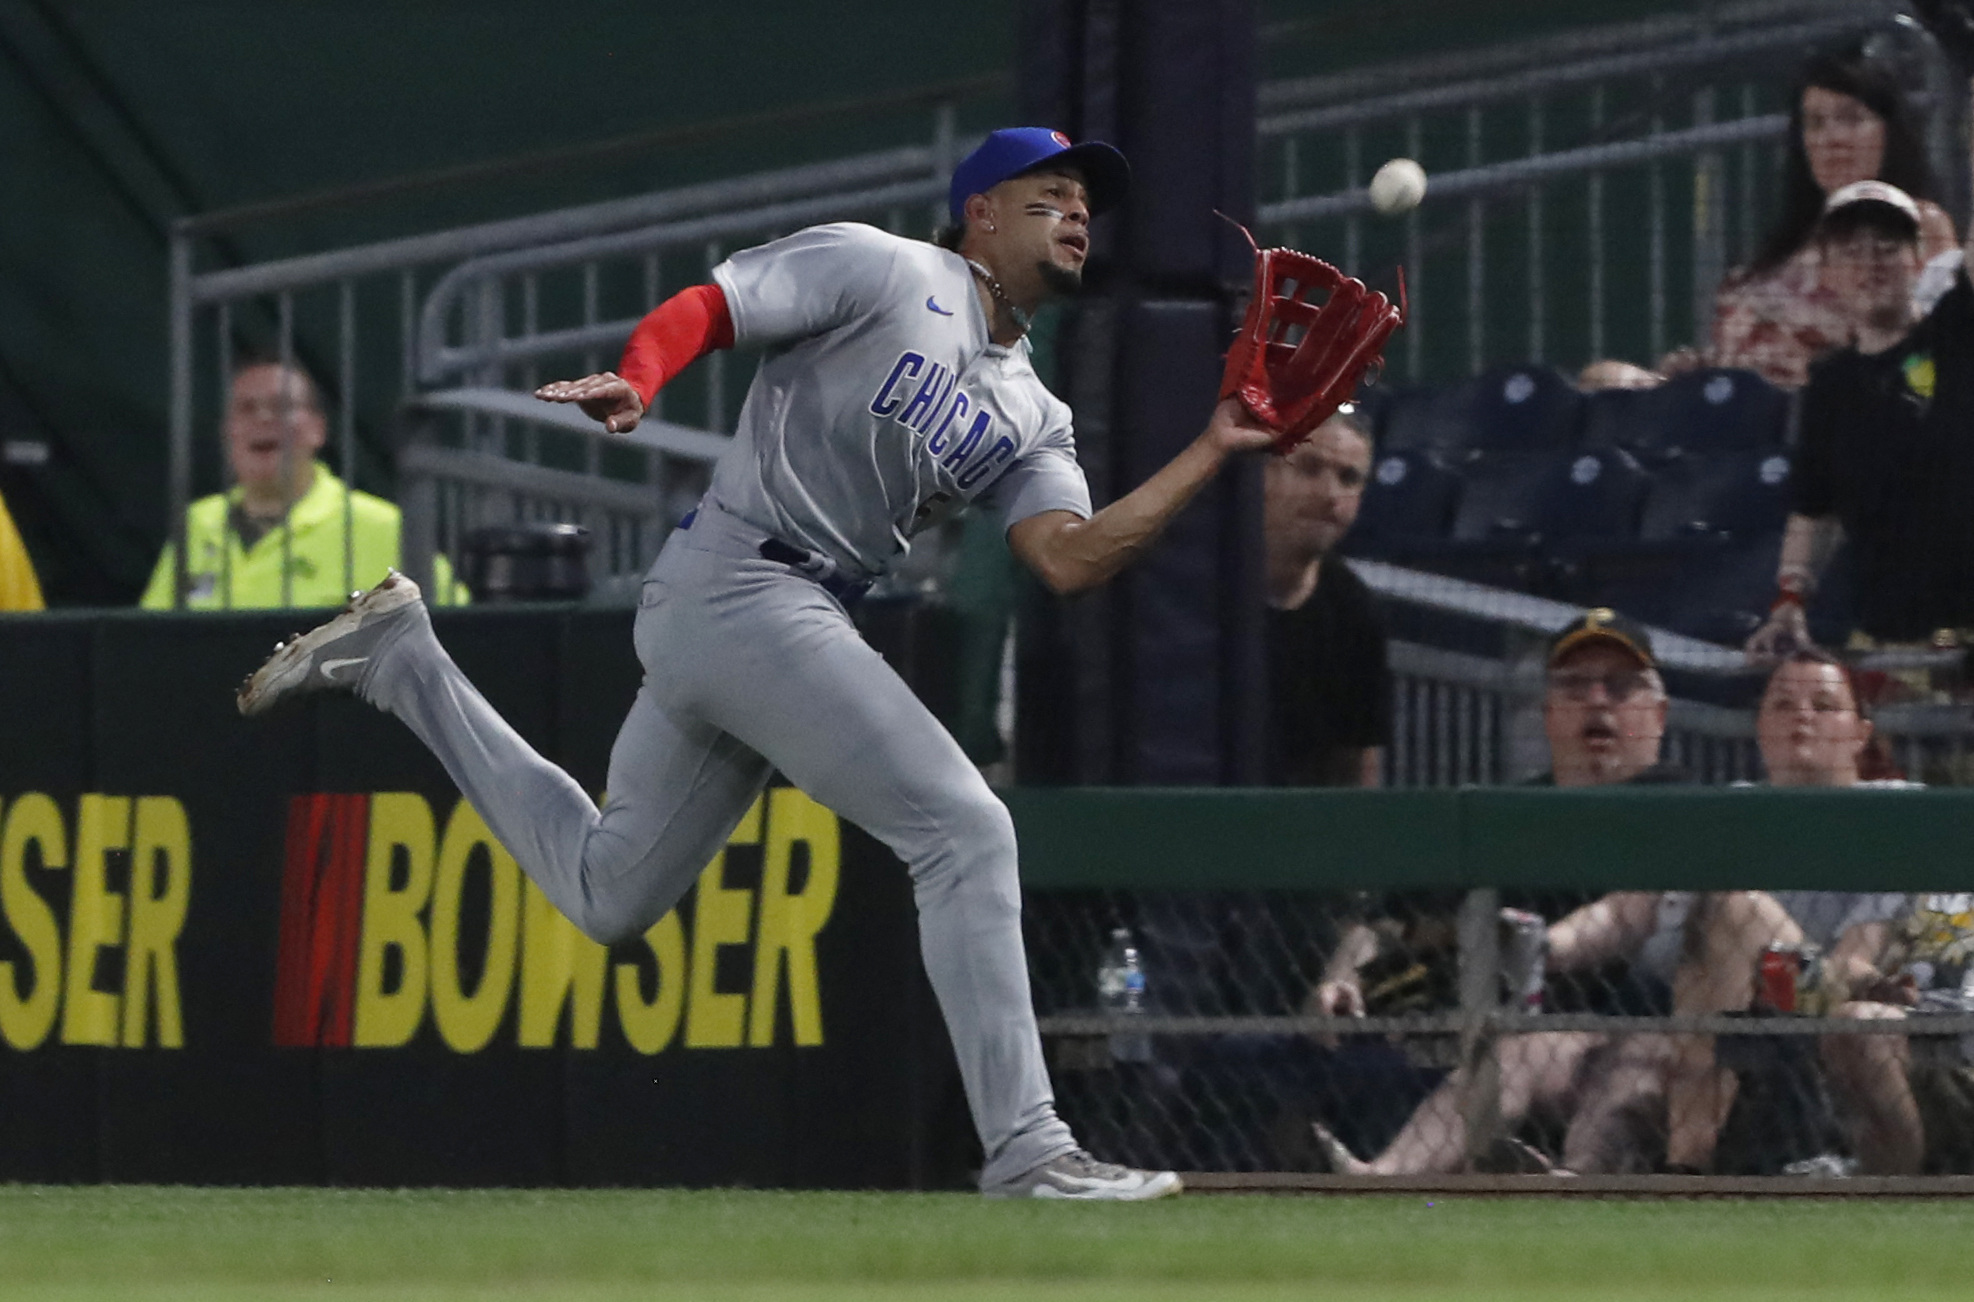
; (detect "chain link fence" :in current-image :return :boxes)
[1027,885,1974,1180]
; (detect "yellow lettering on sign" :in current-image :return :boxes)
[685,797,760,1049]
[428,801,520,1053]
[616,911,687,1055]
[0,793,66,1051]
[62,795,129,1046]
[519,878,607,1049]
[353,792,435,1047]
[121,797,192,1049]
[748,789,840,1047]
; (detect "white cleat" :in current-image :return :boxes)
[236,569,424,717]
[982,1150,1182,1201]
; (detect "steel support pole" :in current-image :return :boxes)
[167,229,194,610]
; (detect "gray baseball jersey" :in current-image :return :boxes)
[352,220,1094,1190]
[709,222,1092,577]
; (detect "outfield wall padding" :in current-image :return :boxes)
[0,607,962,1188]
[2,608,1969,1188]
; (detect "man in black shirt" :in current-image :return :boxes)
[1263,411,1391,786]
[1748,180,1974,653]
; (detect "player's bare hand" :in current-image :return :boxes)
[1744,602,1810,663]
[535,373,646,434]
[1203,396,1279,457]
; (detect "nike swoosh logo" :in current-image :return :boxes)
[1040,1173,1122,1191]
[319,656,368,681]
[925,296,954,316]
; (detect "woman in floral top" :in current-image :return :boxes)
[1688,51,1957,388]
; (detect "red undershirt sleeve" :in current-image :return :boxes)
[617,283,736,408]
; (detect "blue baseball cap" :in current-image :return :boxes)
[947,127,1131,225]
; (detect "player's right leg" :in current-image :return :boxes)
[236,569,771,943]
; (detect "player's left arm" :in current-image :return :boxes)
[1008,398,1274,595]
[535,283,735,433]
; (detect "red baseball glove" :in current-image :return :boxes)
[1220,231,1405,452]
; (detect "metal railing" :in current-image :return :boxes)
[394,388,733,597]
[1254,0,1961,382]
[1373,567,1974,787]
[394,129,973,590]
[1385,637,1764,787]
[163,2,1955,606]
[162,105,970,605]
[156,3,1974,793]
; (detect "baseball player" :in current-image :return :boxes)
[240,128,1278,1199]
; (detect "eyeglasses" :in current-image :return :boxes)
[1548,670,1656,702]
[1827,233,1915,262]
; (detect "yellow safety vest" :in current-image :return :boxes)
[139,465,465,610]
[0,490,44,611]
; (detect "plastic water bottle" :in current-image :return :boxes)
[1096,927,1152,1063]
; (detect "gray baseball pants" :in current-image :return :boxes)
[359,502,1077,1188]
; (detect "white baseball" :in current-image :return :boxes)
[1368,158,1427,216]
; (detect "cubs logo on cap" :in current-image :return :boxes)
[948,127,1132,224]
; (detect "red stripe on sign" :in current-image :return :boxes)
[271,793,370,1047]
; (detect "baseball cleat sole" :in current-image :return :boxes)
[236,569,423,717]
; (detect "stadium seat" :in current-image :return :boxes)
[1348,378,1396,444]
[1539,448,1653,546]
[1383,450,1569,593]
[1447,451,1560,543]
[1581,367,1790,461]
[1655,535,1784,646]
[1553,445,1786,643]
[1638,449,1794,544]
[1417,447,1649,598]
[1346,448,1463,552]
[1560,534,1782,646]
[1378,363,1584,457]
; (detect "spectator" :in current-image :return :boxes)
[1821,892,1974,1174]
[1262,410,1389,787]
[1576,359,1664,392]
[1665,51,1955,388]
[1659,650,1913,1172]
[141,359,462,609]
[1745,179,1974,657]
[1530,608,1683,789]
[0,487,43,611]
[1309,611,1688,1175]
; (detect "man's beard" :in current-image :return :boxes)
[1038,260,1083,297]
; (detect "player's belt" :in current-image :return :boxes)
[676,503,874,605]
[756,538,873,605]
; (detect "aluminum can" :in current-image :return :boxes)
[1499,908,1548,1012]
[1758,943,1801,1012]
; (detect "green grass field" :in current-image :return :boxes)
[1,1185,1970,1301]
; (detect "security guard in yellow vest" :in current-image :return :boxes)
[140,360,464,610]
